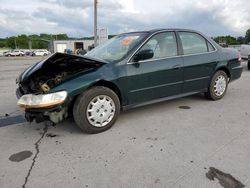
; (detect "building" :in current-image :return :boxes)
[52,39,94,53]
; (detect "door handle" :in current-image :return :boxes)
[172,65,182,70]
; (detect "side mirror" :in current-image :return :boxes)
[133,49,154,62]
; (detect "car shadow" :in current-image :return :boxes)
[36,93,208,134]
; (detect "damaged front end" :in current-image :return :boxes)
[16,53,104,124]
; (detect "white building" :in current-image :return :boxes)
[52,39,94,53]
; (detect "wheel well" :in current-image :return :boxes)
[90,80,122,103]
[217,67,230,79]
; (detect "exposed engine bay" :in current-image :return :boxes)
[18,53,104,95]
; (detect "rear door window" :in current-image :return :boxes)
[179,32,208,55]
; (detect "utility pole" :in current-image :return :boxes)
[94,0,98,47]
[14,38,17,49]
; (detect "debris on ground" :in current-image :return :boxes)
[206,167,245,188]
[46,133,59,138]
[9,151,33,162]
[178,106,191,109]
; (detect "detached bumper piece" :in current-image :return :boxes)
[25,111,48,123]
[24,106,68,124]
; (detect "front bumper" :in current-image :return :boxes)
[24,105,67,123]
[16,87,23,99]
[16,87,70,124]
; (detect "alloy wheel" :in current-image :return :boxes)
[213,75,227,96]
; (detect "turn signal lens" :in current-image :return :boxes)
[238,52,241,62]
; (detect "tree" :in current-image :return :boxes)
[213,35,238,46]
[16,34,29,49]
[6,37,17,49]
[245,29,250,44]
[0,38,6,48]
[237,36,245,44]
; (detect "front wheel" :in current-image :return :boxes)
[248,60,250,70]
[205,71,228,100]
[73,86,120,134]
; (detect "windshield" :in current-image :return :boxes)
[85,33,147,63]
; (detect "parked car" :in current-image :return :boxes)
[16,29,243,134]
[248,55,250,70]
[25,50,33,56]
[240,44,250,59]
[5,50,25,56]
[32,49,50,56]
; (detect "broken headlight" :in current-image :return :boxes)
[17,91,67,109]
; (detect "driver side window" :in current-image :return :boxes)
[139,32,178,60]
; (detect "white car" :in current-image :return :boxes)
[248,56,250,70]
[32,50,50,56]
[5,50,25,56]
[240,45,250,59]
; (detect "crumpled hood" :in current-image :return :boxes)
[17,53,106,84]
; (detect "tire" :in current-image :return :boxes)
[248,60,250,70]
[73,86,120,134]
[205,70,228,100]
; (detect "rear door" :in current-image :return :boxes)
[178,32,218,93]
[126,31,183,104]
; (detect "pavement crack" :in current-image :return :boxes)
[22,125,48,188]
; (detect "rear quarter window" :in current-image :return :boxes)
[207,42,215,52]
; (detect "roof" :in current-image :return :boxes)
[120,28,204,35]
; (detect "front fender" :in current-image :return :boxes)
[49,73,102,98]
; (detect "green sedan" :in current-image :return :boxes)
[16,29,243,133]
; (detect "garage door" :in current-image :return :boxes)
[56,43,67,53]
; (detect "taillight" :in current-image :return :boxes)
[238,52,241,62]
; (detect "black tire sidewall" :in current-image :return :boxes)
[208,71,228,100]
[73,86,120,134]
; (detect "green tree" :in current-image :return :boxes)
[16,34,29,49]
[237,36,245,44]
[0,38,6,48]
[245,29,250,44]
[6,37,17,49]
[213,35,238,46]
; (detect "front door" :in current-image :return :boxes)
[126,31,184,105]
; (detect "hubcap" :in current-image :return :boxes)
[86,95,115,127]
[214,75,227,96]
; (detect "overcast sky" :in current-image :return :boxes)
[0,0,249,38]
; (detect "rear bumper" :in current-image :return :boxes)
[230,65,243,82]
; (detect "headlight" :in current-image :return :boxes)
[17,91,67,109]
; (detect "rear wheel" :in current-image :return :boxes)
[73,86,120,134]
[248,59,250,70]
[205,70,228,100]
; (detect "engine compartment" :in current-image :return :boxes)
[18,53,104,95]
